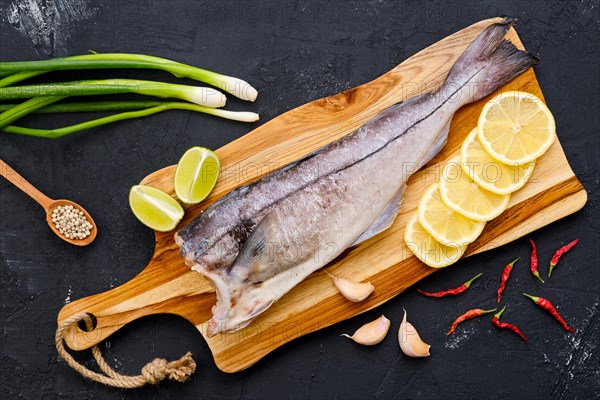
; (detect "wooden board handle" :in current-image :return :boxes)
[57,249,216,351]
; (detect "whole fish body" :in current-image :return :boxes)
[175,19,538,336]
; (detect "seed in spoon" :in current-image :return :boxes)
[52,205,93,240]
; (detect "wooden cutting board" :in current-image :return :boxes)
[57,18,586,373]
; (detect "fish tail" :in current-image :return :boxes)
[442,18,539,102]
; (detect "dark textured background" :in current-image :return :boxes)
[1,1,599,399]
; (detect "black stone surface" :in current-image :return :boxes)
[1,1,599,399]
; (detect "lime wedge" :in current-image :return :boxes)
[129,185,184,232]
[174,147,220,204]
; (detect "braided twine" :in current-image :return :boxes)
[55,312,196,388]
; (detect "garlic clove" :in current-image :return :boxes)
[328,272,374,302]
[398,308,431,357]
[341,315,390,345]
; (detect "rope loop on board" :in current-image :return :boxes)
[55,312,196,388]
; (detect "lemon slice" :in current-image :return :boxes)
[417,183,486,246]
[174,147,220,204]
[129,185,184,232]
[461,128,535,195]
[439,157,511,221]
[477,91,556,165]
[404,213,467,268]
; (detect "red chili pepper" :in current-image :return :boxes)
[528,238,545,283]
[447,308,497,336]
[417,272,482,298]
[491,306,528,343]
[497,257,520,303]
[522,293,575,333]
[549,238,579,277]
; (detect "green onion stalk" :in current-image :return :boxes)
[1,102,259,139]
[0,96,65,128]
[0,71,43,88]
[0,79,227,108]
[0,53,258,101]
[0,100,166,113]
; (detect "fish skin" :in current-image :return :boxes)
[175,19,539,335]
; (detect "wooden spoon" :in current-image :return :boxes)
[0,159,97,246]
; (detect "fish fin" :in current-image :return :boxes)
[241,299,276,324]
[443,18,539,102]
[393,92,429,108]
[234,212,278,269]
[210,297,276,336]
[420,121,450,168]
[401,92,430,106]
[365,93,431,127]
[351,185,406,246]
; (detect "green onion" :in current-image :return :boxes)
[0,53,258,101]
[0,100,165,113]
[1,102,259,139]
[0,79,227,108]
[0,53,259,137]
[0,96,65,128]
[0,71,44,88]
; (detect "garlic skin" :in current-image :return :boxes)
[398,308,431,357]
[341,315,390,345]
[328,273,374,302]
